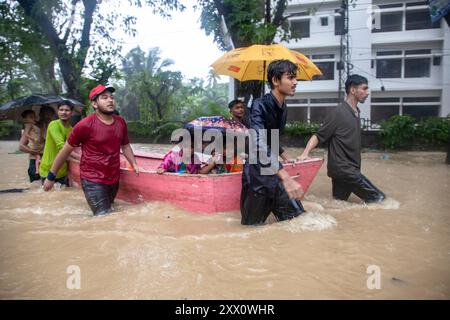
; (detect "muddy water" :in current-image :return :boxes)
[0,140,449,299]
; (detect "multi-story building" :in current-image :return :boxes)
[280,0,450,126]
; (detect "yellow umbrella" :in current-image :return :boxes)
[210,44,322,82]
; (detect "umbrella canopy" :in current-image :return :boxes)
[0,94,84,121]
[184,116,248,134]
[211,43,322,82]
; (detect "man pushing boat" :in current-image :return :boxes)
[298,75,386,203]
[240,60,306,225]
[43,84,139,216]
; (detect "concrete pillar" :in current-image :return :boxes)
[348,0,373,121]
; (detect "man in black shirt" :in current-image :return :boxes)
[298,74,385,203]
[241,60,305,225]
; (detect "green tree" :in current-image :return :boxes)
[120,47,183,122]
[197,0,302,101]
[197,0,290,50]
[11,0,184,100]
[0,2,59,100]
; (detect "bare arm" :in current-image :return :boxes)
[43,142,74,191]
[121,144,139,175]
[298,135,319,161]
[67,151,81,162]
[19,131,39,155]
[199,153,221,174]
[277,167,304,200]
[280,151,295,163]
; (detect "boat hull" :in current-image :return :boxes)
[68,150,323,214]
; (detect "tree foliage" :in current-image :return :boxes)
[196,0,290,50]
[196,0,293,101]
[4,0,184,100]
[0,2,59,100]
[119,47,183,122]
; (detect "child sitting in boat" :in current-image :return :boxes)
[204,152,243,174]
[156,146,200,174]
[156,135,212,174]
[201,136,243,174]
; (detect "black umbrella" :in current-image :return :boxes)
[0,94,85,120]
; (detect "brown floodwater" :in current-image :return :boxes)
[0,140,449,299]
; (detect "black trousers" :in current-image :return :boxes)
[240,182,305,225]
[28,159,41,182]
[81,179,119,216]
[332,173,385,203]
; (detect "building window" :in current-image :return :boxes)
[403,97,440,103]
[286,98,308,104]
[310,107,335,124]
[310,98,339,104]
[403,105,440,121]
[321,17,328,26]
[371,97,401,124]
[372,2,440,33]
[371,96,440,123]
[287,107,308,122]
[371,105,400,124]
[405,9,441,30]
[291,19,310,38]
[313,63,334,80]
[404,58,430,78]
[311,54,335,81]
[373,12,403,33]
[376,58,402,78]
[375,50,434,79]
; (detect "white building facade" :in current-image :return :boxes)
[280,0,450,126]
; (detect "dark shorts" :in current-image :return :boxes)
[240,181,305,225]
[332,174,385,203]
[81,179,119,216]
[28,159,40,183]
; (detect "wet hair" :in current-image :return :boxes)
[21,109,35,119]
[267,59,298,89]
[57,102,74,111]
[228,99,243,109]
[345,74,368,94]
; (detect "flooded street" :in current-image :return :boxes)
[0,140,449,299]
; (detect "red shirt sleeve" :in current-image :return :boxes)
[120,117,130,146]
[68,118,89,147]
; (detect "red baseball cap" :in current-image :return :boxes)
[89,84,115,101]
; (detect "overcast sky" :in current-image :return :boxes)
[114,0,227,82]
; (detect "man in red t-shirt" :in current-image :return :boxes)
[43,84,139,216]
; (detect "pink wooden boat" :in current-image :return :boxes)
[68,150,323,214]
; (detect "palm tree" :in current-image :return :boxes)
[121,47,182,122]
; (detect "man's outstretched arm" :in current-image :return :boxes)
[297,135,319,161]
[43,142,74,191]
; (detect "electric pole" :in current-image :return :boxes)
[338,0,350,102]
